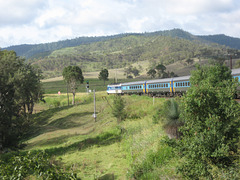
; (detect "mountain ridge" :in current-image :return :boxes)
[3,29,240,59]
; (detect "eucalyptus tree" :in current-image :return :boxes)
[62,66,84,105]
[0,50,43,148]
[98,69,109,85]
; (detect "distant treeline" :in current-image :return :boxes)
[3,29,240,79]
[4,29,240,59]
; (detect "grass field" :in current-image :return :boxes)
[21,92,179,179]
[42,78,149,94]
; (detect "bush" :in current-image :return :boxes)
[112,95,126,123]
[160,99,182,139]
[177,64,240,179]
[0,151,79,179]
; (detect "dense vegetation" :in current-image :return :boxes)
[175,65,240,179]
[0,50,43,149]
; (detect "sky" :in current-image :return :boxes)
[0,0,240,48]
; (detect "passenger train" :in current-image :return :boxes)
[107,68,240,98]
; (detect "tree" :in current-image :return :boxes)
[132,67,140,77]
[62,66,84,105]
[147,69,156,78]
[155,64,166,78]
[112,95,126,123]
[98,69,109,85]
[185,58,193,65]
[0,50,43,149]
[12,64,43,115]
[124,65,133,78]
[177,64,240,179]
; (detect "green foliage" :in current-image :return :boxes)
[177,64,240,179]
[0,151,78,179]
[62,66,84,105]
[112,95,126,123]
[98,68,109,85]
[147,69,156,78]
[62,66,84,84]
[148,63,177,78]
[161,99,182,139]
[0,50,43,149]
[152,108,161,124]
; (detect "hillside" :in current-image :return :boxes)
[4,29,240,60]
[35,35,240,78]
[22,93,171,179]
[3,29,240,79]
[198,34,240,50]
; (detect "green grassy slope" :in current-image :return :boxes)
[23,92,178,179]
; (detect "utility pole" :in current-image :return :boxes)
[67,84,69,106]
[115,69,118,83]
[230,55,232,69]
[93,89,97,122]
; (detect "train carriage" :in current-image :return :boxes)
[146,78,171,96]
[173,76,190,96]
[107,84,122,94]
[121,80,146,95]
[107,68,240,98]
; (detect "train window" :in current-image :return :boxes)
[166,84,168,87]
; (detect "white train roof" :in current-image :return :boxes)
[110,68,240,87]
[121,80,146,86]
[231,68,240,76]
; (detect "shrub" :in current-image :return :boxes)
[160,99,182,139]
[0,151,78,179]
[177,64,240,179]
[112,95,126,123]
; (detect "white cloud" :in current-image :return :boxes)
[0,0,240,47]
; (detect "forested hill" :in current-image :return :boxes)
[3,29,240,59]
[3,35,127,59]
[197,34,240,50]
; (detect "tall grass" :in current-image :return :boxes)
[1,92,185,179]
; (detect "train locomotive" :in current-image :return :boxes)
[107,68,240,97]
